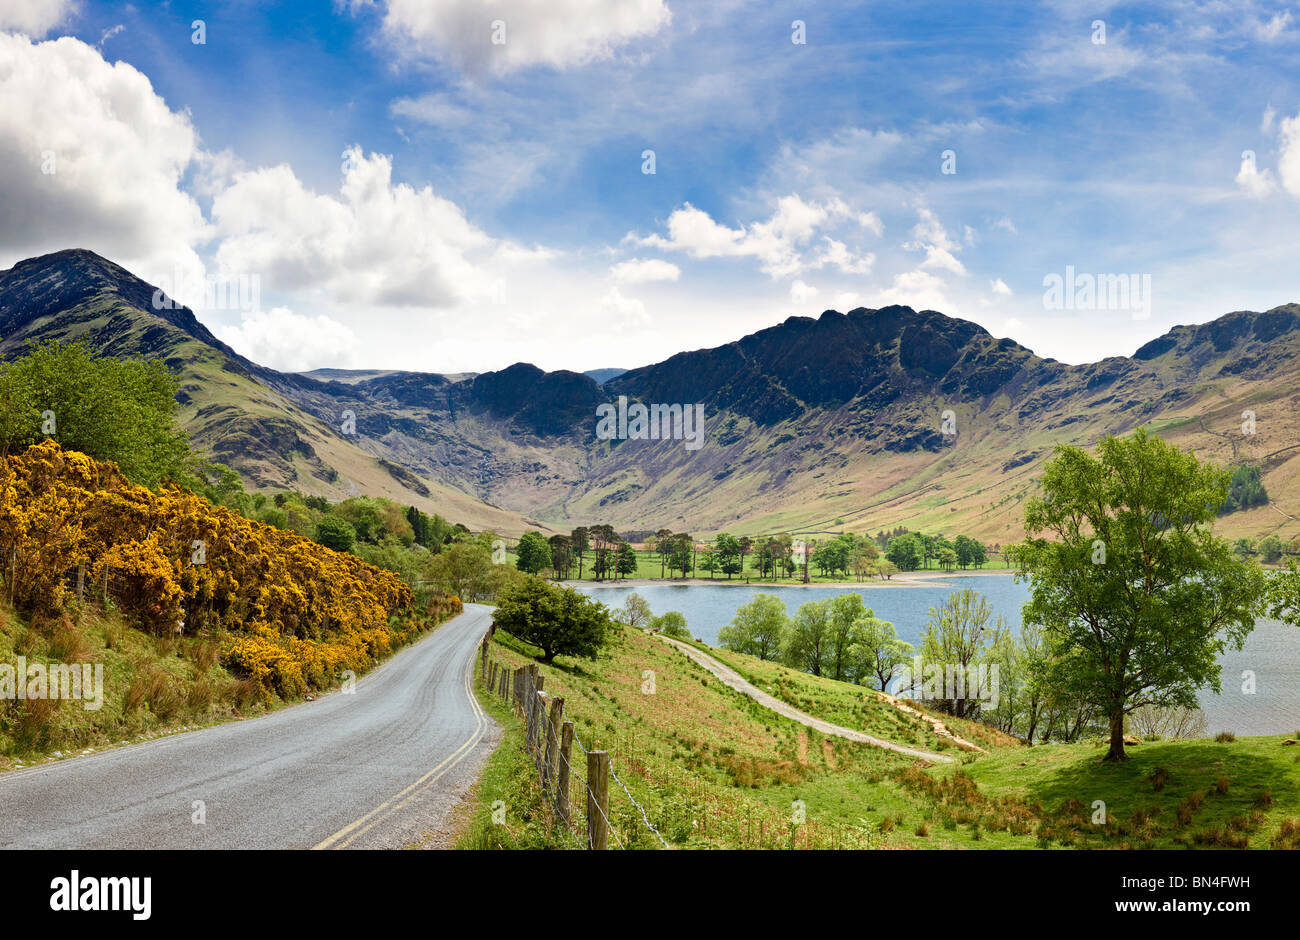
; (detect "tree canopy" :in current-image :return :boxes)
[1017,428,1264,761]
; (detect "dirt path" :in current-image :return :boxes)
[872,690,986,753]
[655,636,955,764]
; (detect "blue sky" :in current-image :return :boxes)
[1,0,1299,373]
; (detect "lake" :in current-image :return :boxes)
[576,573,1300,737]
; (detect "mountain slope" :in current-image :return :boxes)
[0,250,546,534]
[5,249,1300,544]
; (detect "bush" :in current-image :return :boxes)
[315,515,357,554]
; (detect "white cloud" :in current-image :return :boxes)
[0,0,77,37]
[97,24,124,49]
[217,307,359,373]
[1262,105,1277,134]
[352,0,671,75]
[631,194,872,278]
[876,269,954,312]
[1278,109,1300,198]
[0,32,206,282]
[598,286,648,327]
[812,237,873,274]
[1003,317,1023,334]
[1254,11,1292,42]
[389,92,476,127]
[789,279,818,304]
[834,291,861,309]
[212,146,525,309]
[903,208,967,275]
[1236,150,1278,198]
[990,278,1012,296]
[609,257,680,284]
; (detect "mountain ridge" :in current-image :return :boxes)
[4,248,1299,542]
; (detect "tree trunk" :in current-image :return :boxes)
[1104,709,1127,761]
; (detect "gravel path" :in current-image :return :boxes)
[655,636,955,764]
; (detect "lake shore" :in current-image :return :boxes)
[574,568,1020,590]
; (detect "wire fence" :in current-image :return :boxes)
[479,635,670,850]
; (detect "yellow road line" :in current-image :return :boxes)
[312,633,490,850]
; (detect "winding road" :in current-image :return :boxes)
[655,635,956,763]
[0,604,499,849]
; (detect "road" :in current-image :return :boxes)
[0,604,500,849]
[655,635,956,763]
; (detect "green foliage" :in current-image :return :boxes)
[886,532,925,571]
[1220,464,1268,515]
[515,530,553,575]
[0,341,194,488]
[719,593,789,660]
[916,588,1006,719]
[651,610,691,639]
[853,618,915,692]
[491,576,612,663]
[1017,427,1265,761]
[314,515,357,553]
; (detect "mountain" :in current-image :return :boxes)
[0,250,547,534]
[4,249,1299,543]
[584,367,627,385]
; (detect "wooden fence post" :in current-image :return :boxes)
[543,697,564,795]
[529,675,545,758]
[557,721,574,829]
[76,564,85,605]
[587,750,610,850]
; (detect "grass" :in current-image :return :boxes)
[460,620,1300,850]
[696,640,1018,753]
[0,595,448,769]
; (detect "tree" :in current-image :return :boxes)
[917,588,1006,719]
[1017,428,1265,761]
[515,530,553,574]
[314,515,357,554]
[1259,534,1283,565]
[615,541,639,578]
[548,534,573,578]
[0,341,196,488]
[699,550,720,579]
[852,618,913,691]
[737,535,753,577]
[825,593,869,681]
[424,538,495,601]
[783,600,831,675]
[718,593,788,660]
[491,576,612,663]
[651,610,691,639]
[570,526,589,579]
[885,533,924,571]
[616,592,653,630]
[1220,463,1268,515]
[938,546,957,571]
[715,533,741,579]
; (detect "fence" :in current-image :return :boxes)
[478,634,670,850]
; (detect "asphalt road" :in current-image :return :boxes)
[0,604,500,849]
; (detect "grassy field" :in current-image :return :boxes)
[460,622,1300,849]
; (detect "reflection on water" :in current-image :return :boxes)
[576,573,1300,737]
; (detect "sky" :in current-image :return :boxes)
[1,0,1299,374]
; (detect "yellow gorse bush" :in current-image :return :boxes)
[0,441,455,698]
